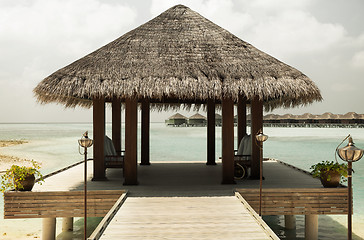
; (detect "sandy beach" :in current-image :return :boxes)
[0,140,35,172]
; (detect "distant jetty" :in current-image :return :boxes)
[166,112,364,128]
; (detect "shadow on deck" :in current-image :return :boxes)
[70,160,324,197]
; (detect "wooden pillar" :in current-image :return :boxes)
[42,218,56,240]
[305,215,318,240]
[92,98,106,180]
[141,99,150,165]
[124,98,138,185]
[62,217,73,232]
[285,215,296,230]
[112,99,121,156]
[207,99,216,165]
[222,97,235,184]
[237,96,247,146]
[250,96,263,179]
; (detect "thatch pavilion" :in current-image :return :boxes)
[165,113,187,126]
[34,5,322,185]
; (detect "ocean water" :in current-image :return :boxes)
[1,123,364,239]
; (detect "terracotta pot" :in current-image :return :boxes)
[15,174,35,191]
[320,170,341,188]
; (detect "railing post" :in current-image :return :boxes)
[43,218,56,240]
[305,214,318,240]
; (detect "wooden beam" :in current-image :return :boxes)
[141,99,150,165]
[207,99,216,165]
[237,95,247,146]
[222,97,235,184]
[250,97,263,179]
[92,98,106,180]
[124,98,138,185]
[112,99,121,156]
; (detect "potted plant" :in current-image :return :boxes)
[1,160,44,192]
[310,160,348,188]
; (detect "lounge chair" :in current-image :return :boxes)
[234,134,252,179]
[104,135,124,168]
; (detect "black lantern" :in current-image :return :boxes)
[78,131,93,240]
[256,130,268,216]
[337,135,363,240]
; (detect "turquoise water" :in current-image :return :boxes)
[1,123,364,239]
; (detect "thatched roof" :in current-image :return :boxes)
[189,113,207,120]
[341,112,360,119]
[168,113,187,120]
[34,4,322,110]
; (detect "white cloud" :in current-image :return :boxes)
[0,0,137,83]
[351,51,364,69]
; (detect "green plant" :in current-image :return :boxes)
[310,160,348,182]
[1,160,44,192]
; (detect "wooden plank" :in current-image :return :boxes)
[99,196,279,240]
[237,188,349,215]
[4,190,125,219]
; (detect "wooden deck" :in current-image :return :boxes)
[97,196,279,240]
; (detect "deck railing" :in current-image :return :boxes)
[236,188,349,215]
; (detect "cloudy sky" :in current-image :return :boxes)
[0,0,363,122]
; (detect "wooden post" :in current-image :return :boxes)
[250,97,263,179]
[112,99,121,156]
[207,99,216,165]
[42,218,56,240]
[222,97,235,184]
[305,215,318,240]
[285,215,296,230]
[141,99,150,165]
[237,96,247,146]
[124,98,138,185]
[92,98,106,180]
[62,217,73,232]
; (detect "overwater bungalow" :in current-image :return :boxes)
[188,113,207,126]
[165,113,187,126]
[215,113,222,126]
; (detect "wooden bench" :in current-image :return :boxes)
[236,188,349,215]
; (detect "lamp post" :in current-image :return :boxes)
[256,130,268,216]
[337,135,363,240]
[78,131,93,240]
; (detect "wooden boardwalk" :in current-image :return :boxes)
[98,196,278,240]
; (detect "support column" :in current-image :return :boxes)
[124,98,138,185]
[112,99,121,156]
[141,99,150,165]
[92,98,106,180]
[42,218,56,240]
[222,97,235,184]
[305,215,318,240]
[237,95,247,145]
[250,96,263,179]
[62,217,73,232]
[285,215,296,230]
[207,99,216,165]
